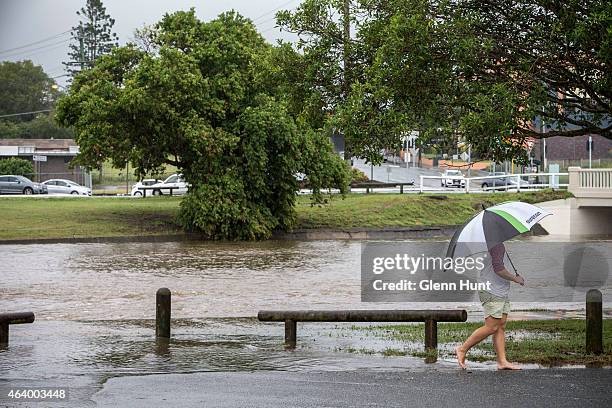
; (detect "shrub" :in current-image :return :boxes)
[351,167,369,182]
[0,157,33,176]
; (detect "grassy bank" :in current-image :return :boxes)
[0,190,570,241]
[295,190,570,229]
[349,319,612,366]
[0,197,182,240]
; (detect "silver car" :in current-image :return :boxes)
[0,175,48,195]
[42,179,92,196]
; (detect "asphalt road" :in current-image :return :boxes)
[93,368,612,408]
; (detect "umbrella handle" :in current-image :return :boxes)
[506,251,519,275]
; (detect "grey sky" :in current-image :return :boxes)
[0,0,300,86]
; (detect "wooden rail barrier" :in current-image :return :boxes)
[258,309,467,350]
[0,312,35,346]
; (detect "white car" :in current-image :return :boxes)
[131,178,161,196]
[42,179,91,195]
[441,169,466,188]
[149,174,188,196]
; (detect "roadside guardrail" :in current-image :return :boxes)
[351,181,415,194]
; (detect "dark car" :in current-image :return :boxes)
[0,175,48,195]
[481,172,530,190]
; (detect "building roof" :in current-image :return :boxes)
[0,139,77,149]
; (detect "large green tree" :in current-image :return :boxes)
[280,0,611,164]
[0,60,58,121]
[64,0,119,78]
[0,60,72,139]
[56,10,349,240]
[451,0,612,140]
[276,0,367,160]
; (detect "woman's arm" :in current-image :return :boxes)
[494,267,525,285]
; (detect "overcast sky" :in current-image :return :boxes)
[0,0,300,86]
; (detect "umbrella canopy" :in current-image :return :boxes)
[446,201,552,258]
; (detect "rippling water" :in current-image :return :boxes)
[2,240,366,320]
[3,239,609,320]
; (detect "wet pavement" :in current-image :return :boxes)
[92,368,612,408]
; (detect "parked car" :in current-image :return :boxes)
[130,178,162,196]
[0,175,47,195]
[149,174,188,196]
[42,179,91,195]
[441,169,466,188]
[481,172,530,190]
[481,172,511,190]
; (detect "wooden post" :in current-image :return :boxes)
[400,184,404,194]
[424,319,437,351]
[0,322,8,346]
[0,312,35,347]
[156,288,171,339]
[586,289,602,354]
[285,319,297,348]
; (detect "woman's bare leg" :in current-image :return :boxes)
[493,314,521,370]
[456,316,500,369]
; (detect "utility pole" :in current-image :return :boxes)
[542,118,547,171]
[79,25,85,72]
[342,0,351,165]
[467,144,472,177]
[588,136,593,168]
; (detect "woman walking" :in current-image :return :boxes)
[455,243,524,370]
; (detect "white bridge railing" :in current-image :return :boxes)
[418,172,569,193]
[568,167,612,198]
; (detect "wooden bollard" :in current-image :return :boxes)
[586,289,602,354]
[285,319,297,348]
[424,319,437,351]
[0,322,8,346]
[156,288,171,339]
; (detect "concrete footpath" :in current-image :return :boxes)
[93,368,612,407]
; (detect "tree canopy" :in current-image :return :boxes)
[276,0,612,164]
[56,10,349,240]
[64,0,119,78]
[0,60,72,139]
[453,0,611,139]
[0,60,58,121]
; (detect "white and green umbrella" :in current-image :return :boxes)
[446,201,552,258]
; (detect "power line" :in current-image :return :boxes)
[252,0,297,23]
[0,38,71,58]
[260,26,282,35]
[0,109,52,118]
[0,30,70,55]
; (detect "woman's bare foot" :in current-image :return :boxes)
[497,361,521,370]
[455,346,467,369]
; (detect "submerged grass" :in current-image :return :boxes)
[0,189,569,241]
[352,319,612,366]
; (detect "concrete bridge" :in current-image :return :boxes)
[540,167,612,237]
